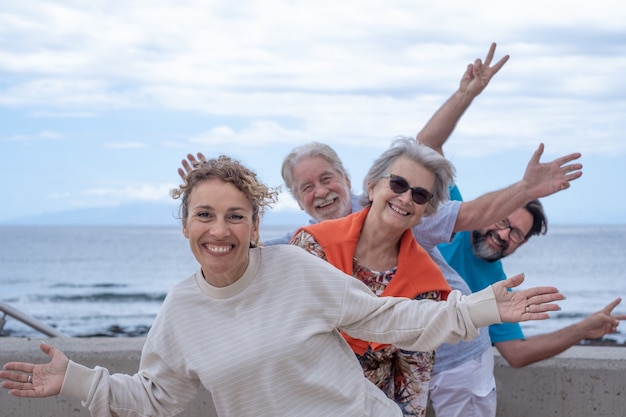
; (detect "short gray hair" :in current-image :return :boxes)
[359,136,455,216]
[281,141,350,198]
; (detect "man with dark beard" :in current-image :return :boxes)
[438,192,625,369]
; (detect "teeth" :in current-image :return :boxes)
[317,199,335,208]
[389,203,409,216]
[204,244,232,253]
[488,234,505,248]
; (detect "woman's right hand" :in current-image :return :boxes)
[0,342,69,398]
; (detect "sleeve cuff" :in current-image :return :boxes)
[59,360,95,401]
[466,286,502,328]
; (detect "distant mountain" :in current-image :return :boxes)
[1,203,309,227]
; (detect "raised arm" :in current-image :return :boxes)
[453,143,583,232]
[495,298,626,368]
[416,42,509,155]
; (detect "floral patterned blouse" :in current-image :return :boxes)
[290,230,442,417]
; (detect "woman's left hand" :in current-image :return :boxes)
[492,273,564,322]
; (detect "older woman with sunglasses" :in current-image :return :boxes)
[289,136,457,417]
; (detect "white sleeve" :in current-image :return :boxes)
[61,338,199,417]
[337,276,500,352]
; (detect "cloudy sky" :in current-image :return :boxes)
[1,0,624,226]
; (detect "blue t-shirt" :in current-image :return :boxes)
[438,185,525,344]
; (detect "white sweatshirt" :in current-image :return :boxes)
[60,245,500,417]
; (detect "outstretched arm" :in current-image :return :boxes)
[1,342,68,398]
[453,143,583,232]
[495,298,626,368]
[416,42,509,155]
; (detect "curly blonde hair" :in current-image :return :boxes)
[171,155,279,246]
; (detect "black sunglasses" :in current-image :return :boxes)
[382,174,433,205]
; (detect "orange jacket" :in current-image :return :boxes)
[297,207,451,355]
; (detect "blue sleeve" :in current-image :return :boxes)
[488,322,525,343]
[449,184,463,202]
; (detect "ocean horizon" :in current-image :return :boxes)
[1,224,625,345]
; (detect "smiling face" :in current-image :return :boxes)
[471,207,533,262]
[182,178,259,287]
[291,156,353,222]
[367,156,435,234]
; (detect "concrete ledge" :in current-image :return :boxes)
[1,338,625,417]
[493,346,626,417]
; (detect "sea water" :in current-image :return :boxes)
[1,224,625,344]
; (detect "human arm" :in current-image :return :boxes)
[2,333,199,415]
[453,143,583,232]
[340,272,563,353]
[416,42,509,155]
[495,298,626,368]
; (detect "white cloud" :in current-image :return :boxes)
[0,0,624,223]
[272,192,301,211]
[4,130,65,142]
[189,120,310,147]
[40,130,64,139]
[86,183,174,201]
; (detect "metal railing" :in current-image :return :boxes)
[0,301,68,338]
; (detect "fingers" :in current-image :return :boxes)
[529,143,545,165]
[554,153,583,168]
[524,286,562,300]
[490,54,510,75]
[178,159,194,183]
[187,153,198,166]
[532,144,581,168]
[560,160,583,183]
[0,365,33,394]
[519,293,562,322]
[182,158,193,174]
[524,291,564,313]
[521,312,551,321]
[39,341,55,357]
[2,361,32,373]
[561,162,583,173]
[484,42,496,66]
[527,300,562,313]
[482,42,509,75]
[3,378,36,397]
[182,153,206,174]
[499,273,525,290]
[603,297,623,313]
[179,152,207,183]
[564,171,583,182]
[462,63,473,80]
